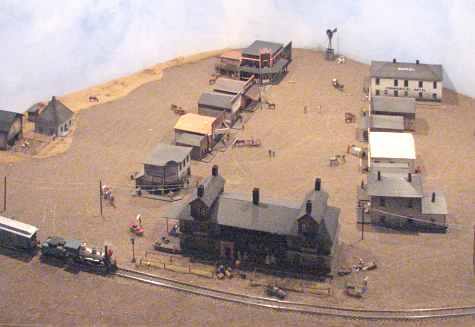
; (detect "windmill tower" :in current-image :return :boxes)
[326,28,338,60]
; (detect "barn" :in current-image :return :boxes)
[0,110,23,150]
[35,96,74,137]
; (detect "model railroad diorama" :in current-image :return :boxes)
[3,29,470,318]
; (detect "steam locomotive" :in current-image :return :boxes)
[0,215,116,274]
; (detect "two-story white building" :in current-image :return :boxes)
[370,59,443,102]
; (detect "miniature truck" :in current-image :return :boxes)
[41,236,116,274]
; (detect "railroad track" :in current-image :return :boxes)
[114,268,475,320]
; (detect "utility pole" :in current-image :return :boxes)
[130,237,136,263]
[3,176,6,212]
[99,179,103,217]
[361,205,365,241]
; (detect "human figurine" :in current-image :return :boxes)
[136,214,143,226]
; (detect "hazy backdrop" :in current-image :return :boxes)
[1,0,474,109]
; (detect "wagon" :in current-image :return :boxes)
[233,138,261,147]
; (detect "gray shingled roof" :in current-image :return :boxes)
[191,174,225,208]
[216,192,301,236]
[37,96,74,127]
[213,78,247,94]
[318,207,340,244]
[175,132,204,147]
[242,40,283,57]
[0,110,21,133]
[144,143,191,166]
[298,190,329,221]
[198,92,234,110]
[421,192,448,215]
[372,96,416,114]
[370,61,443,81]
[367,171,423,198]
[363,114,405,131]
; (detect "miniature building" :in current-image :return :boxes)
[370,59,443,102]
[368,132,416,173]
[174,113,222,160]
[359,114,405,142]
[0,110,23,150]
[135,143,192,193]
[170,166,340,275]
[216,41,292,84]
[35,96,74,137]
[215,50,241,78]
[198,77,260,125]
[240,40,292,84]
[26,102,46,122]
[357,170,448,232]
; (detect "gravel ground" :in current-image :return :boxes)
[1,48,475,326]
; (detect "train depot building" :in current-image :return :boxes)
[215,40,292,84]
[370,59,443,102]
[0,110,23,150]
[169,166,340,275]
[357,171,448,232]
[135,143,192,194]
[174,113,222,160]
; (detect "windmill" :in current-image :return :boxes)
[326,27,338,60]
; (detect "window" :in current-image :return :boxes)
[394,90,399,97]
[379,197,386,207]
[433,81,437,89]
[200,207,207,218]
[418,81,423,88]
[384,90,388,95]
[375,78,380,85]
[419,92,423,98]
[380,215,386,224]
[408,199,413,208]
[404,80,408,87]
[432,93,437,100]
[375,90,380,96]
[394,79,398,87]
[404,91,409,97]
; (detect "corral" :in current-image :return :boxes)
[1,49,475,327]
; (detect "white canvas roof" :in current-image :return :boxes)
[369,132,416,160]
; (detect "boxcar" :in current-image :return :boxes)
[0,215,39,251]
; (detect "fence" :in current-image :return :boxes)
[139,252,215,279]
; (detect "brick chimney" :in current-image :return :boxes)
[252,188,260,205]
[315,178,321,191]
[306,200,312,215]
[197,185,204,198]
